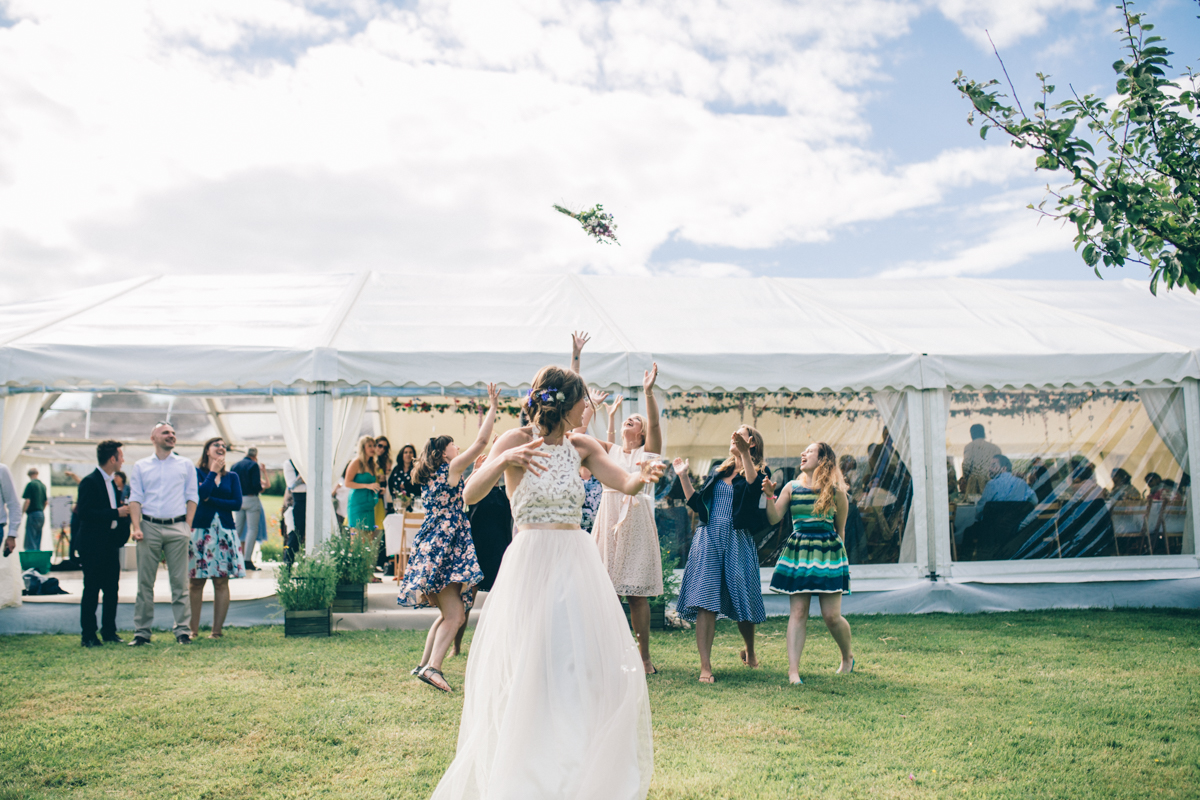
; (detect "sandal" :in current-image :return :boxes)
[698,674,715,684]
[208,632,223,639]
[417,666,452,693]
[410,665,424,676]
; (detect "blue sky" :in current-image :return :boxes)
[0,0,1195,302]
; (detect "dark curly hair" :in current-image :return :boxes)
[526,366,588,436]
[412,435,454,487]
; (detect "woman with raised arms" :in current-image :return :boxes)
[762,441,854,685]
[434,365,664,800]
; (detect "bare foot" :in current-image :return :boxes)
[189,630,200,640]
[739,649,759,668]
[643,660,658,675]
[698,672,715,684]
[209,631,223,639]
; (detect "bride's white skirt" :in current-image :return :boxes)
[431,528,653,800]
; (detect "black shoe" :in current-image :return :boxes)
[176,633,192,644]
[128,636,151,647]
[101,633,124,644]
[81,637,103,648]
[245,560,258,571]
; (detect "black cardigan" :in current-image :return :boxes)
[686,465,771,532]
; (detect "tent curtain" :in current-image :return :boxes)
[1140,388,1190,472]
[1,392,46,467]
[870,391,917,563]
[273,395,367,484]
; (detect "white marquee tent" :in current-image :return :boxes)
[2,273,1198,603]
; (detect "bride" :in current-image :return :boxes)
[431,365,664,800]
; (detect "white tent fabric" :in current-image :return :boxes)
[1,392,46,467]
[1142,388,1190,472]
[2,274,1198,392]
[871,391,917,564]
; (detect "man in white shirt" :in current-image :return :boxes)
[127,422,198,645]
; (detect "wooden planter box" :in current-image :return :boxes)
[621,601,667,631]
[332,583,367,613]
[284,608,331,637]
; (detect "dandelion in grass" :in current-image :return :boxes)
[553,203,619,245]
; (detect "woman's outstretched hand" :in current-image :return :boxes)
[487,382,500,410]
[643,362,658,394]
[672,457,689,476]
[504,437,551,475]
[607,394,624,419]
[636,458,666,484]
[761,474,777,498]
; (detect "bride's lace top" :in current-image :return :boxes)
[511,437,585,527]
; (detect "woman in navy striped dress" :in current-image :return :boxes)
[763,442,854,685]
[673,426,769,684]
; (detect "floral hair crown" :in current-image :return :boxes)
[528,387,567,406]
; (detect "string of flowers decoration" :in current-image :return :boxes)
[553,203,619,245]
[662,391,876,423]
[390,398,526,418]
[948,389,1138,418]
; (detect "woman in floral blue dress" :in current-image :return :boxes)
[188,437,244,640]
[399,383,500,692]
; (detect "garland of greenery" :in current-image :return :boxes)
[948,389,1138,418]
[389,388,1138,422]
[390,397,526,418]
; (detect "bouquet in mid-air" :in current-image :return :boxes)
[553,203,619,245]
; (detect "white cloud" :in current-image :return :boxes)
[876,188,1076,278]
[934,0,1096,50]
[0,0,1082,303]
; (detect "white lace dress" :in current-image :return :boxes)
[431,437,653,800]
[591,446,663,598]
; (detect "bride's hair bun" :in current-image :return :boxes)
[527,366,587,435]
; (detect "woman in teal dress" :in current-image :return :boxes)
[762,441,854,685]
[344,436,381,531]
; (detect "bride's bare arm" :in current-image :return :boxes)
[574,433,664,495]
[462,427,548,505]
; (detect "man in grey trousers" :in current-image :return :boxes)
[127,422,198,645]
[232,447,264,570]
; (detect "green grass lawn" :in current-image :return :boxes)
[1,609,1197,799]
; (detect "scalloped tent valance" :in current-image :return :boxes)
[1,273,1197,392]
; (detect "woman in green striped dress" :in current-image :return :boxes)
[762,442,854,685]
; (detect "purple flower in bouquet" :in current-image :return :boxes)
[553,203,619,245]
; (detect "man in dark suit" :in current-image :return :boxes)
[76,440,131,647]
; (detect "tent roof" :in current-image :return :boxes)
[1,274,1198,392]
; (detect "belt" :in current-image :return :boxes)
[143,514,187,525]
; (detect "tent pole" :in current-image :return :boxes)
[1182,379,1200,562]
[905,389,931,578]
[306,383,334,553]
[922,389,952,579]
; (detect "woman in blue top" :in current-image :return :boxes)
[188,437,244,639]
[672,426,770,684]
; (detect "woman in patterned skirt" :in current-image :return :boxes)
[763,441,854,684]
[398,383,500,693]
[672,426,770,684]
[188,437,244,639]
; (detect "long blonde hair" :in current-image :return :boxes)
[353,435,376,475]
[808,442,846,515]
[715,425,765,479]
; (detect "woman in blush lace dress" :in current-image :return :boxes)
[432,365,665,800]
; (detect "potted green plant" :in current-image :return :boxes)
[276,550,337,637]
[327,527,380,613]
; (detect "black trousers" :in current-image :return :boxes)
[80,546,120,640]
[285,492,307,565]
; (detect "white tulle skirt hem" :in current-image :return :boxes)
[430,527,653,800]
